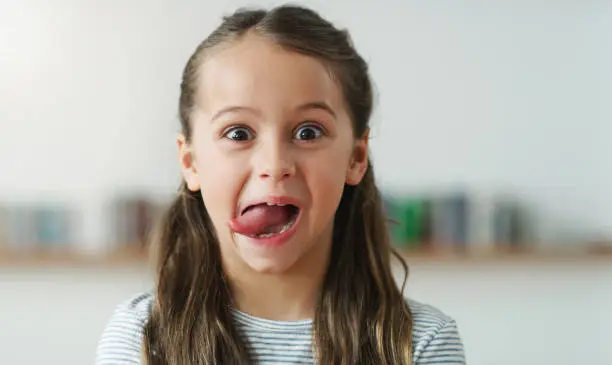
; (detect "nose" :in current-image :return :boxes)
[254,140,296,182]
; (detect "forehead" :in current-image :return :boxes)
[194,34,347,116]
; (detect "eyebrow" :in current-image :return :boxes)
[210,101,337,123]
[296,101,337,119]
[210,106,258,123]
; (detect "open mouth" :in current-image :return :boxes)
[228,197,301,240]
[232,202,300,239]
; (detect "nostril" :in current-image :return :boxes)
[259,166,294,180]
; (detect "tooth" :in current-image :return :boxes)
[277,203,286,206]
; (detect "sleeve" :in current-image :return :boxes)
[95,294,151,365]
[413,319,466,365]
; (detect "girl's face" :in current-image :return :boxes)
[178,34,368,275]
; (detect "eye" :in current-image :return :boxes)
[294,124,324,141]
[224,126,253,142]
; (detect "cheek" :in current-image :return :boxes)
[312,161,347,191]
[194,141,245,220]
[302,147,351,213]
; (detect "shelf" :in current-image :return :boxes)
[1,243,611,268]
[0,245,149,269]
[396,244,612,263]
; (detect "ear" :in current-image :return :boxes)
[177,133,201,191]
[345,129,369,186]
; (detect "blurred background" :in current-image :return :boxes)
[1,0,611,364]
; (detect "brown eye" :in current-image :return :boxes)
[224,127,253,141]
[294,124,323,141]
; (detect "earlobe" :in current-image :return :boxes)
[177,133,201,191]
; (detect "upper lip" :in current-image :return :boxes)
[237,196,302,216]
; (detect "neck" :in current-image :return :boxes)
[224,232,332,321]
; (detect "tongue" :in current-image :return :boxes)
[229,205,293,236]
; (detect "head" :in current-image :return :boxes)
[178,26,369,275]
[144,5,412,365]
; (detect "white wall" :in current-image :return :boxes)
[1,262,611,365]
[1,1,611,365]
[1,0,611,248]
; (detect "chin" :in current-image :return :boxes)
[233,231,307,275]
[242,255,298,275]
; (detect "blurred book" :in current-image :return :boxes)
[493,199,526,246]
[430,193,469,247]
[384,195,431,250]
[33,206,73,249]
[384,190,532,252]
[112,195,166,250]
[7,205,37,251]
[0,205,9,248]
[0,204,73,252]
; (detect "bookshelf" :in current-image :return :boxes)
[2,192,610,268]
[0,245,149,269]
[396,244,612,263]
[1,243,610,268]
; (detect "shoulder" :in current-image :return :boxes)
[408,299,466,364]
[95,292,153,365]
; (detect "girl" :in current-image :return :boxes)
[96,5,465,365]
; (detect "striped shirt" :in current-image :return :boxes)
[96,292,466,364]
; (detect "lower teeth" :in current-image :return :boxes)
[254,218,296,238]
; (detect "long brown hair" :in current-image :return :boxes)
[143,5,413,364]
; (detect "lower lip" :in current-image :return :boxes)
[239,211,302,247]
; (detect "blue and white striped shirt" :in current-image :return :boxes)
[96,292,466,364]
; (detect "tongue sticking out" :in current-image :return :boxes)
[229,204,297,237]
